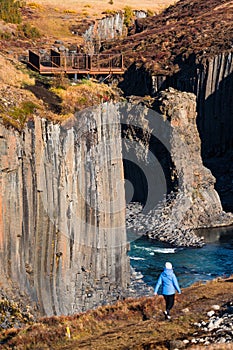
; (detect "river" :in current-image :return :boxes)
[128,226,233,289]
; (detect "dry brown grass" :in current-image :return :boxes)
[1,277,233,349]
[21,0,177,47]
[50,77,120,115]
[0,54,34,87]
[22,5,76,41]
[25,0,178,17]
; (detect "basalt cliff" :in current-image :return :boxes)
[1,89,232,315]
[0,104,129,316]
[103,0,233,211]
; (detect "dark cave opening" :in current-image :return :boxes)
[121,123,178,213]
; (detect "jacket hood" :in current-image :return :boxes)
[162,268,173,276]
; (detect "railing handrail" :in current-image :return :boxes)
[28,50,124,74]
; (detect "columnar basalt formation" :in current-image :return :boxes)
[121,51,233,158]
[0,92,232,315]
[83,13,125,54]
[196,52,233,157]
[153,89,233,229]
[0,103,129,316]
[123,90,233,246]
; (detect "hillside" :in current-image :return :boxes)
[0,0,177,57]
[0,53,120,129]
[1,277,233,349]
[26,0,177,17]
[103,0,233,75]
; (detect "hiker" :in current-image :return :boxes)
[154,262,181,319]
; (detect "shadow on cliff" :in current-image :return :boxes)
[26,80,62,113]
[163,59,233,213]
[119,59,233,212]
[198,70,233,213]
[121,122,178,212]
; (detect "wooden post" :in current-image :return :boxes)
[85,54,88,70]
[109,54,112,72]
[88,55,92,70]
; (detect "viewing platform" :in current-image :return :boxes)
[28,50,125,76]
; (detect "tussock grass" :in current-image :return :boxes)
[1,100,40,130]
[27,2,44,9]
[63,9,77,14]
[49,78,119,115]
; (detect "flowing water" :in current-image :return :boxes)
[128,226,233,289]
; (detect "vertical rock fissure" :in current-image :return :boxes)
[0,103,129,315]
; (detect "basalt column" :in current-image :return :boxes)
[0,103,129,316]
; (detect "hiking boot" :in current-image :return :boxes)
[164,311,171,320]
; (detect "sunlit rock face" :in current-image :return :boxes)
[121,52,233,159]
[121,90,233,246]
[0,103,129,316]
[0,92,232,316]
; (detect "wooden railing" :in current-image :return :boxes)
[28,50,124,75]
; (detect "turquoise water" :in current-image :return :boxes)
[128,226,233,289]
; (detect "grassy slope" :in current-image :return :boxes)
[19,0,178,46]
[1,277,233,349]
[102,0,233,74]
[26,0,178,17]
[0,53,120,129]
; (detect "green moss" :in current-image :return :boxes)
[0,0,24,24]
[123,6,134,27]
[18,23,41,39]
[1,101,39,130]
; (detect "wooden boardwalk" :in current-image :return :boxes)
[28,50,125,76]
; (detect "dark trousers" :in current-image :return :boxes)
[163,294,175,314]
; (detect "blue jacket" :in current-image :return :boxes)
[154,268,181,295]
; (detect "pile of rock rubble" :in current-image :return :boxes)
[174,302,233,349]
[191,301,233,346]
[126,194,205,248]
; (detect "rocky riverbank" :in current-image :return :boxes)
[126,200,205,247]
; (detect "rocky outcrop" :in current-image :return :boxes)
[0,103,129,316]
[119,51,233,213]
[123,89,233,246]
[83,13,125,54]
[121,51,233,159]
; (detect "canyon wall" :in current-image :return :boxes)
[0,92,232,315]
[120,51,233,158]
[0,103,129,316]
[123,89,233,246]
[83,13,125,54]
